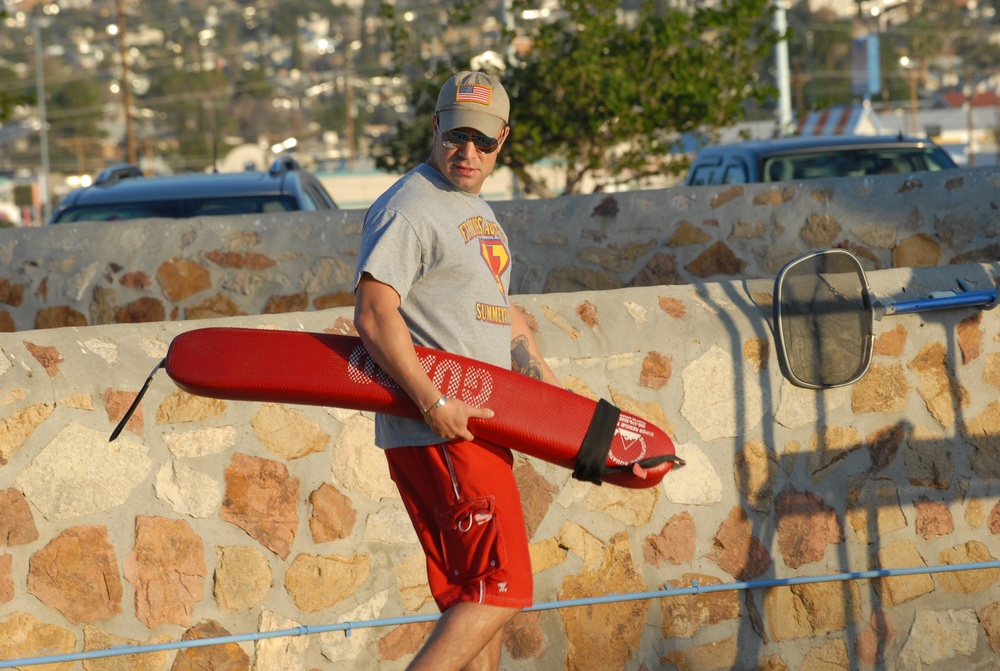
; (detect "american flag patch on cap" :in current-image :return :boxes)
[455,84,492,105]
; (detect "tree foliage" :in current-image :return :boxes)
[374,0,778,195]
[145,68,236,171]
[0,10,33,122]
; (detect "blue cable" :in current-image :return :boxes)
[3,559,999,668]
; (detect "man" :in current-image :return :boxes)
[353,71,559,671]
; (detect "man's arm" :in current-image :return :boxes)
[353,273,493,440]
[510,306,560,386]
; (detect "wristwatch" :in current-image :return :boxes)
[421,394,447,416]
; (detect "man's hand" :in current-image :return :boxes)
[423,397,494,441]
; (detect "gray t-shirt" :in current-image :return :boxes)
[355,163,513,448]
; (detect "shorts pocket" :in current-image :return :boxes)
[434,496,506,585]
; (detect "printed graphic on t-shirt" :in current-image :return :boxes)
[457,215,511,326]
[479,239,510,300]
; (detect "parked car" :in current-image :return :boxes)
[49,158,337,224]
[684,134,958,186]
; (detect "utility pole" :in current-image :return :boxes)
[345,62,355,170]
[966,67,975,168]
[32,19,51,224]
[908,69,919,135]
[116,0,137,166]
[774,0,794,136]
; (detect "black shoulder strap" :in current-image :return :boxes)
[572,399,621,486]
[109,360,164,441]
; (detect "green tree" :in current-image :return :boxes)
[47,78,106,173]
[0,64,33,124]
[144,68,236,171]
[0,10,34,123]
[373,0,778,195]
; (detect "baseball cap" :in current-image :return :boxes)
[435,71,509,137]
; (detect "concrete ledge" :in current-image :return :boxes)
[2,166,999,332]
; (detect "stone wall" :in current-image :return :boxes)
[1,166,999,333]
[1,259,1000,670]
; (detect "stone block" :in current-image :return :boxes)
[809,424,862,483]
[684,241,747,278]
[639,351,672,389]
[845,474,907,546]
[251,403,329,460]
[874,541,934,607]
[284,553,370,613]
[503,610,546,660]
[83,626,169,671]
[173,620,251,670]
[913,496,954,540]
[893,233,941,267]
[908,342,969,428]
[156,390,227,425]
[308,482,356,543]
[735,438,779,513]
[957,311,983,364]
[644,511,696,568]
[377,621,435,663]
[114,297,166,323]
[214,546,272,612]
[660,637,738,671]
[0,554,11,605]
[937,541,999,594]
[0,612,75,667]
[156,257,212,301]
[800,638,849,671]
[904,425,954,490]
[898,609,978,670]
[764,578,861,641]
[708,505,771,581]
[774,486,843,569]
[559,533,647,671]
[124,516,206,628]
[979,600,1000,656]
[800,213,840,247]
[16,421,150,521]
[254,609,309,670]
[963,401,1000,479]
[873,324,907,356]
[220,453,300,559]
[22,341,63,376]
[0,488,38,546]
[851,362,909,414]
[27,525,122,624]
[661,573,740,638]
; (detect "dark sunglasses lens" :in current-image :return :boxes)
[475,137,499,153]
[442,130,498,154]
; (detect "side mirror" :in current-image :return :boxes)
[773,249,874,389]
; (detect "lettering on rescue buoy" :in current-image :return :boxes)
[608,414,653,465]
[346,345,495,408]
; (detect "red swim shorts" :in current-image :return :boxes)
[384,439,533,611]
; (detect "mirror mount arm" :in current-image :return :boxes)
[877,289,997,318]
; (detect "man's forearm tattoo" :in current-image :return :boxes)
[511,336,544,380]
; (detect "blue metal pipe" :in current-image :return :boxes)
[886,289,996,316]
[4,559,1000,668]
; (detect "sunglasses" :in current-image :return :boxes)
[440,129,501,154]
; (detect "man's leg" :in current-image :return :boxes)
[406,602,518,671]
[386,441,532,671]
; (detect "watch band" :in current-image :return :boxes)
[421,394,447,416]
